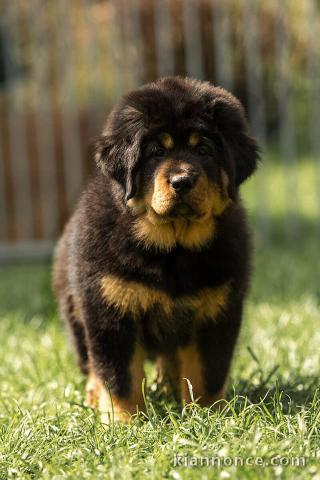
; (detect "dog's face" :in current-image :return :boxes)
[96,77,259,249]
[133,130,231,223]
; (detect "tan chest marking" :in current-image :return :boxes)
[100,274,230,320]
[132,170,231,252]
[101,274,172,316]
[133,215,216,251]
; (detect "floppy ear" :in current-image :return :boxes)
[227,131,260,186]
[95,106,144,200]
[95,133,141,200]
[209,90,260,187]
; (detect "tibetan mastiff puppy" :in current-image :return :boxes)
[53,76,259,422]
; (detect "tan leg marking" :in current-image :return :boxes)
[85,346,146,423]
[178,344,226,407]
[157,352,181,397]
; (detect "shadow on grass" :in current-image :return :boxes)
[142,374,319,424]
[235,376,319,413]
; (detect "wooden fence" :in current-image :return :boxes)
[0,0,319,260]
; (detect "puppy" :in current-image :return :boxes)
[53,76,259,422]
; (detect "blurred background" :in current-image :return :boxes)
[1,3,319,472]
[0,0,319,261]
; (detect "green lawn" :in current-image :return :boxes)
[0,159,320,479]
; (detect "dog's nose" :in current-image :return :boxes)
[170,175,196,193]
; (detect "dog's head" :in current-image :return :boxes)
[96,77,259,249]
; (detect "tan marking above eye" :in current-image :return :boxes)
[159,133,174,150]
[189,132,201,147]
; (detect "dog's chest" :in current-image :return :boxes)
[100,273,230,322]
[138,303,194,352]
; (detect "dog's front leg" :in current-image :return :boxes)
[179,300,243,408]
[83,286,146,422]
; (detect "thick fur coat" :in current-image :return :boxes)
[53,77,259,422]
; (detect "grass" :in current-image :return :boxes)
[1,158,320,479]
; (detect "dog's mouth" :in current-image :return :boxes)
[169,202,197,218]
[149,201,205,223]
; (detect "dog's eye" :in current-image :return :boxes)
[197,143,214,156]
[154,147,166,157]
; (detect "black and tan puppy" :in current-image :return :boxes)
[53,76,259,422]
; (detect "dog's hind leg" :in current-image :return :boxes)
[64,295,89,375]
[53,237,89,375]
[55,287,89,375]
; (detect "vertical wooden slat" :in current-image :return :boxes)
[82,0,114,127]
[46,3,68,231]
[55,0,83,219]
[107,0,127,101]
[116,0,130,91]
[0,103,16,241]
[120,0,143,89]
[139,0,158,83]
[52,109,68,230]
[129,0,145,86]
[79,110,93,180]
[154,0,174,77]
[72,1,92,182]
[70,0,95,181]
[183,0,204,79]
[169,0,186,76]
[0,14,8,240]
[3,1,33,241]
[212,0,234,91]
[28,0,60,239]
[198,0,215,80]
[7,105,33,240]
[18,4,43,240]
[35,107,61,239]
[242,0,269,236]
[274,0,299,236]
[0,112,8,241]
[25,109,43,239]
[60,106,83,221]
[242,1,267,145]
[304,0,320,231]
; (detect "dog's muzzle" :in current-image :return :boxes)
[169,171,199,195]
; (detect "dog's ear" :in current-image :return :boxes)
[209,90,260,187]
[95,106,144,200]
[226,130,260,186]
